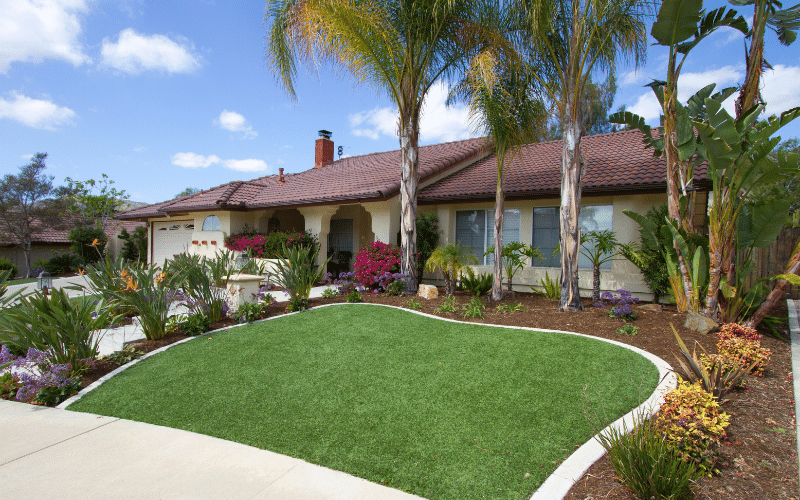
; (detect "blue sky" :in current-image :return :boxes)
[1,0,799,204]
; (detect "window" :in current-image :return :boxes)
[267,217,281,233]
[455,209,521,265]
[532,205,613,269]
[202,215,220,231]
[328,219,354,254]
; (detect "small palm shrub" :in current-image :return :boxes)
[354,241,402,288]
[0,289,118,373]
[461,267,492,296]
[597,412,702,500]
[425,243,476,295]
[656,381,730,476]
[435,295,457,314]
[0,258,18,280]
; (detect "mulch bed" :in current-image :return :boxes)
[78,290,798,499]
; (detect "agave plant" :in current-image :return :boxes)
[672,325,755,402]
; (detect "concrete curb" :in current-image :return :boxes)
[787,299,800,477]
[59,301,675,500]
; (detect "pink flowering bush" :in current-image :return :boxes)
[224,230,317,258]
[354,241,402,287]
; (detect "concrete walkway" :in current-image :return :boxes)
[787,299,800,479]
[0,399,424,500]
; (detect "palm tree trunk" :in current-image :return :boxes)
[592,264,600,302]
[492,170,504,301]
[736,0,767,118]
[559,104,584,311]
[744,238,800,329]
[399,110,420,293]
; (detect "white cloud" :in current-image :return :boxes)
[215,110,257,139]
[761,65,800,116]
[222,159,269,172]
[626,65,744,123]
[171,152,269,172]
[348,82,474,143]
[100,28,202,75]
[0,0,91,73]
[20,154,33,160]
[171,152,220,168]
[133,146,145,152]
[621,70,647,86]
[0,91,76,130]
[715,16,751,47]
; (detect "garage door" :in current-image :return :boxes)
[152,221,194,266]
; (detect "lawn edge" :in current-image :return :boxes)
[58,302,676,500]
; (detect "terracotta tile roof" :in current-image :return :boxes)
[117,137,491,219]
[0,218,144,246]
[419,129,709,203]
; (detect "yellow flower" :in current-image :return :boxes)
[154,272,166,285]
[120,269,129,278]
[77,268,85,275]
[120,277,138,292]
[87,238,100,247]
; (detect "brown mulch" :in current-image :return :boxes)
[78,290,798,499]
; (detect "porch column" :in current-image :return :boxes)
[362,198,401,245]
[298,205,339,266]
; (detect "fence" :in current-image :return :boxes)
[740,226,800,299]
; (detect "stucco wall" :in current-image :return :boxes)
[0,244,72,277]
[423,192,668,300]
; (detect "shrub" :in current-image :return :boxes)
[104,346,143,366]
[533,271,560,300]
[713,337,771,377]
[41,253,77,275]
[673,327,752,401]
[321,288,338,298]
[616,324,639,335]
[461,267,492,296]
[597,412,702,500]
[425,243,476,295]
[378,272,406,296]
[113,265,190,341]
[496,302,524,313]
[354,241,402,287]
[462,296,485,319]
[346,290,363,303]
[656,381,730,476]
[68,226,107,265]
[406,298,422,310]
[329,271,361,295]
[0,289,118,371]
[0,372,21,399]
[1,346,87,405]
[174,258,229,323]
[0,258,18,279]
[118,226,148,262]
[598,289,639,322]
[237,302,265,324]
[716,323,761,342]
[416,212,440,283]
[225,229,318,258]
[181,312,211,335]
[435,295,457,314]
[272,244,330,304]
[286,293,308,312]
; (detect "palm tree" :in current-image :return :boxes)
[516,0,649,311]
[731,0,800,118]
[458,49,546,301]
[265,0,488,293]
[425,243,477,294]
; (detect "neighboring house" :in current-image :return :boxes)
[117,130,709,299]
[0,218,145,276]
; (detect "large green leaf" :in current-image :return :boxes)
[652,0,704,46]
[774,273,800,286]
[623,209,659,250]
[738,200,791,249]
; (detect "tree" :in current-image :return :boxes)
[425,243,477,295]
[611,0,747,312]
[265,0,490,293]
[175,187,201,198]
[119,226,148,263]
[581,229,617,302]
[0,154,67,277]
[415,212,441,284]
[58,174,128,231]
[541,74,620,140]
[746,138,800,221]
[730,0,800,118]
[518,0,649,311]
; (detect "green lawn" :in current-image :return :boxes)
[9,277,38,285]
[69,304,658,500]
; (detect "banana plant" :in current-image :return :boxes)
[693,99,800,319]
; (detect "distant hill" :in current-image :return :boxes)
[118,200,149,211]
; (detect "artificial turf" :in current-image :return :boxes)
[69,304,659,500]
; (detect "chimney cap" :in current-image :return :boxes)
[318,129,332,139]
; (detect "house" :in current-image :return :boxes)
[0,219,145,277]
[116,130,709,299]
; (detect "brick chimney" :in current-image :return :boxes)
[315,130,334,168]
